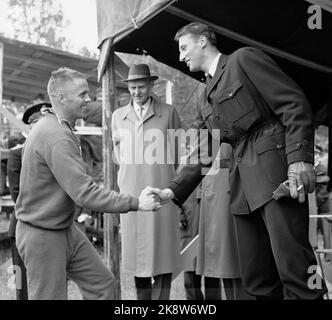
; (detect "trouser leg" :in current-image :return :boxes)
[233,211,284,299]
[16,221,68,300]
[322,219,332,261]
[134,277,152,300]
[223,278,254,300]
[184,271,204,300]
[151,273,172,300]
[134,273,172,300]
[11,238,28,300]
[67,224,115,300]
[262,198,327,299]
[204,277,221,300]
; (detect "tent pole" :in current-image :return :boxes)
[102,43,121,299]
[327,79,332,191]
[0,42,3,182]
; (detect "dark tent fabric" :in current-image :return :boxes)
[96,0,332,117]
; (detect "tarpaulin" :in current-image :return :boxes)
[96,0,175,79]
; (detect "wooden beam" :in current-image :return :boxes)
[3,51,45,85]
[75,126,102,136]
[3,90,34,102]
[166,5,332,73]
[102,43,121,299]
[114,54,129,79]
[4,51,68,71]
[0,42,3,179]
[327,80,332,191]
[5,75,49,88]
[5,81,46,93]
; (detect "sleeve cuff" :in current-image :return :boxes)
[129,196,139,211]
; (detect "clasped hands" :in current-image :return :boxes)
[138,187,175,211]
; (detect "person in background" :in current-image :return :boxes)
[180,143,250,300]
[7,102,51,300]
[314,152,332,262]
[112,64,183,300]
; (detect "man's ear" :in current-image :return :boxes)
[58,93,65,104]
[199,35,208,48]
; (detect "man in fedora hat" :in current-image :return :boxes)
[14,67,161,300]
[7,101,51,300]
[111,63,184,300]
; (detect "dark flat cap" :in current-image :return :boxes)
[22,102,52,124]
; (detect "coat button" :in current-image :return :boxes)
[228,92,233,97]
[237,157,241,162]
[215,115,220,120]
[296,143,302,147]
[223,129,229,135]
[276,144,282,149]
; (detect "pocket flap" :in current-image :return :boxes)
[201,105,214,121]
[254,134,285,155]
[217,80,242,103]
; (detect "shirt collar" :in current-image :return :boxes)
[207,52,222,78]
[132,97,151,117]
[43,108,77,132]
[133,97,151,111]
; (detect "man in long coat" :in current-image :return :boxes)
[111,64,183,300]
[150,22,327,299]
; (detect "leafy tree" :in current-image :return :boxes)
[78,46,99,59]
[7,0,69,50]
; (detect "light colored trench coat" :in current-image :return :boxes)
[199,143,241,278]
[111,97,183,277]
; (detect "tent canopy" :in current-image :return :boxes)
[97,0,332,116]
[0,35,129,104]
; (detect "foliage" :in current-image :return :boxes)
[7,0,69,50]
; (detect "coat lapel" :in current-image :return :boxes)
[142,97,162,124]
[207,54,228,98]
[122,97,162,126]
[122,102,139,123]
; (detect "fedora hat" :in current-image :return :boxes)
[23,102,52,124]
[122,64,158,82]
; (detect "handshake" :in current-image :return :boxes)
[138,186,175,211]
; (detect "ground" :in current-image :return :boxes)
[1,211,331,300]
[0,211,187,300]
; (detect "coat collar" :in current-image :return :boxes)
[122,96,162,124]
[206,53,228,97]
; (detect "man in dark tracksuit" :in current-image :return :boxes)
[150,22,327,299]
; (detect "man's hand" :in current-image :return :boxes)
[287,161,315,203]
[147,188,175,205]
[138,186,162,211]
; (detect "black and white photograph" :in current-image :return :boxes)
[0,0,332,308]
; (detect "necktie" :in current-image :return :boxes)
[139,106,144,120]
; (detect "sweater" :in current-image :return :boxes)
[15,112,138,230]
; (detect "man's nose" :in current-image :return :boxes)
[85,95,91,102]
[179,51,185,62]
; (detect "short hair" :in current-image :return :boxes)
[47,67,87,97]
[174,22,217,46]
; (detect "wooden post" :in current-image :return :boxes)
[327,79,332,191]
[102,43,121,299]
[0,42,3,182]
